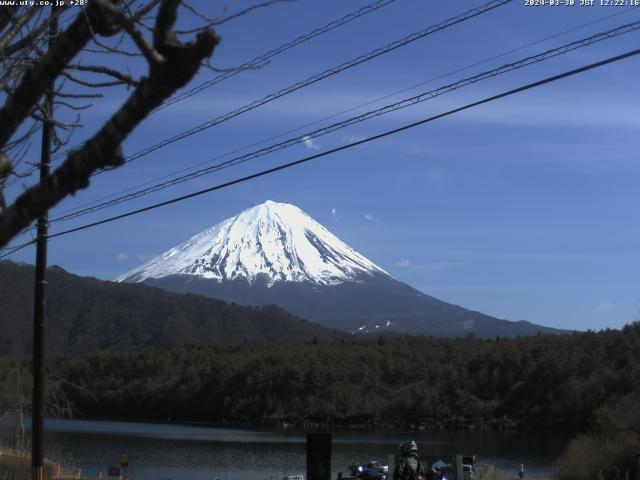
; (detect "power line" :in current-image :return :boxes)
[42,46,640,242]
[95,0,513,171]
[46,0,399,165]
[0,239,35,259]
[0,0,511,251]
[48,20,640,224]
[5,0,509,193]
[156,0,399,112]
[0,224,35,255]
[5,0,399,187]
[49,6,637,221]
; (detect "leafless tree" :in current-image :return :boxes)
[0,0,225,248]
[0,366,30,454]
[0,365,84,455]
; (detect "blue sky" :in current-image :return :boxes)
[5,0,640,331]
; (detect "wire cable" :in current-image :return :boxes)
[96,0,513,170]
[48,6,638,221]
[0,238,35,259]
[157,0,399,112]
[41,46,640,242]
[48,20,640,224]
[47,0,399,165]
[7,0,510,188]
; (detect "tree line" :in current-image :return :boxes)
[1,324,638,430]
[3,325,640,478]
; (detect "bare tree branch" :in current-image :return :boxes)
[61,69,132,88]
[30,108,81,130]
[0,8,39,59]
[0,0,219,247]
[132,0,163,21]
[0,9,16,35]
[54,99,93,111]
[0,153,10,181]
[68,63,139,87]
[83,44,142,57]
[9,139,33,172]
[1,8,65,60]
[94,0,164,64]
[53,98,92,110]
[211,0,295,27]
[51,116,80,151]
[52,91,104,99]
[0,0,122,151]
[4,121,40,161]
[80,2,135,59]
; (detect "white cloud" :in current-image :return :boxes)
[343,134,369,146]
[433,88,640,129]
[345,134,365,143]
[135,254,150,262]
[116,253,128,261]
[364,213,382,227]
[331,207,337,219]
[302,135,321,150]
[158,81,640,130]
[395,259,411,268]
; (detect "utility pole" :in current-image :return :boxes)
[32,7,57,480]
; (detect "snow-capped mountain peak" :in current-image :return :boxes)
[116,200,391,286]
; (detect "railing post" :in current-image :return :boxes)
[307,433,331,480]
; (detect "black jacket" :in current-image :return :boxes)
[393,453,421,480]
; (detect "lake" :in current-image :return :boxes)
[3,418,573,480]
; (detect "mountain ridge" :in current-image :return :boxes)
[118,200,566,337]
[117,200,391,286]
[0,261,344,355]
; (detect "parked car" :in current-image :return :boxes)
[338,462,387,480]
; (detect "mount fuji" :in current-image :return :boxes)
[117,201,562,337]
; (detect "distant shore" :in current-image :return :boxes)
[37,412,538,433]
[476,464,552,480]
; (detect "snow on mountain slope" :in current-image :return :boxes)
[116,200,391,286]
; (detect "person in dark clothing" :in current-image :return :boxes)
[393,441,423,480]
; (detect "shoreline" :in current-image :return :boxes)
[2,413,579,436]
[3,414,574,435]
[476,464,552,480]
[1,419,563,480]
[0,453,553,480]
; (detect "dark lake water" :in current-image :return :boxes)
[3,418,573,480]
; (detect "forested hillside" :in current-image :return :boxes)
[0,261,342,354]
[2,324,637,430]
